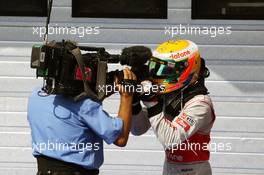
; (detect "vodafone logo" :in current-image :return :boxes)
[170,50,191,59]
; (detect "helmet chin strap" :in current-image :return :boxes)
[180,86,186,110]
[180,80,199,110]
[163,80,208,121]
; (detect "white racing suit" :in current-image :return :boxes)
[131,95,215,175]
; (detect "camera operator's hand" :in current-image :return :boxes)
[115,68,137,97]
[114,68,136,147]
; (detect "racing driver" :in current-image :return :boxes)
[131,40,215,175]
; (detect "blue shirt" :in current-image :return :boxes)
[27,88,123,169]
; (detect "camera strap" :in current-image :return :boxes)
[71,48,99,102]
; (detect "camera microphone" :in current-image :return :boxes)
[119,46,152,67]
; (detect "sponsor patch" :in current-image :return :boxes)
[175,117,190,131]
[181,113,196,126]
[175,113,196,131]
[170,50,191,60]
[181,168,194,172]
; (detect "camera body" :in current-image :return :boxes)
[31,40,112,99]
[30,40,152,100]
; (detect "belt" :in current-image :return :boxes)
[36,155,99,175]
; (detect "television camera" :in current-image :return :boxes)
[30,40,152,101]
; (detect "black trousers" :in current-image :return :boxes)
[36,156,99,175]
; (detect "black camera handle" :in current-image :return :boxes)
[78,46,106,52]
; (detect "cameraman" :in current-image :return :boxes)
[131,40,215,175]
[28,68,136,175]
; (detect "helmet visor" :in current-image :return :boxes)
[149,57,187,78]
